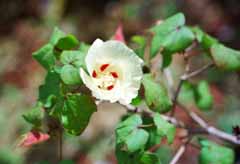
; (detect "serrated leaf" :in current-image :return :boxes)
[60,65,82,85]
[211,44,240,71]
[153,113,176,144]
[39,71,61,106]
[199,140,235,164]
[49,27,66,45]
[56,35,80,50]
[32,44,55,70]
[116,114,149,153]
[142,74,172,113]
[60,94,96,135]
[22,103,44,127]
[194,80,213,111]
[60,50,86,69]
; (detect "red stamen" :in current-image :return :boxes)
[92,70,97,78]
[100,64,109,72]
[107,85,114,90]
[111,72,118,78]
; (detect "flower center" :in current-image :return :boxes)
[92,63,119,90]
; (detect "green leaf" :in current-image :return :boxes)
[150,13,194,61]
[116,114,149,153]
[39,71,61,106]
[49,27,65,45]
[199,140,235,164]
[142,74,172,113]
[140,152,160,164]
[151,13,185,35]
[161,26,195,53]
[60,50,86,69]
[78,42,90,54]
[56,35,80,50]
[60,94,96,135]
[178,81,195,106]
[32,44,56,70]
[147,128,162,149]
[131,35,146,59]
[153,113,176,144]
[194,80,213,111]
[191,27,204,43]
[116,148,161,164]
[191,27,218,50]
[161,51,172,68]
[115,147,139,164]
[210,44,240,71]
[59,160,75,164]
[22,103,44,127]
[131,95,143,106]
[60,65,82,85]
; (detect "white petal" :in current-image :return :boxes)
[80,68,122,103]
[83,40,143,105]
[85,39,104,73]
[94,80,122,103]
[99,41,143,103]
[80,68,98,92]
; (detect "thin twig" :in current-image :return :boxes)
[170,138,191,164]
[169,79,184,117]
[181,63,214,80]
[169,53,189,117]
[170,144,186,164]
[178,103,240,145]
[138,124,154,128]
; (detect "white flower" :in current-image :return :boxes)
[80,39,143,105]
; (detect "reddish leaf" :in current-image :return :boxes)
[113,24,125,43]
[19,131,50,147]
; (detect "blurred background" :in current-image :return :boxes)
[0,0,240,163]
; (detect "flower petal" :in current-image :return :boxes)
[85,39,104,73]
[80,68,99,92]
[98,41,143,103]
[83,40,143,105]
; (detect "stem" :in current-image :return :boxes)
[58,128,63,162]
[169,79,184,117]
[178,103,240,145]
[181,63,214,80]
[170,144,187,164]
[169,61,214,117]
[138,124,154,128]
[169,53,189,117]
[170,138,191,164]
